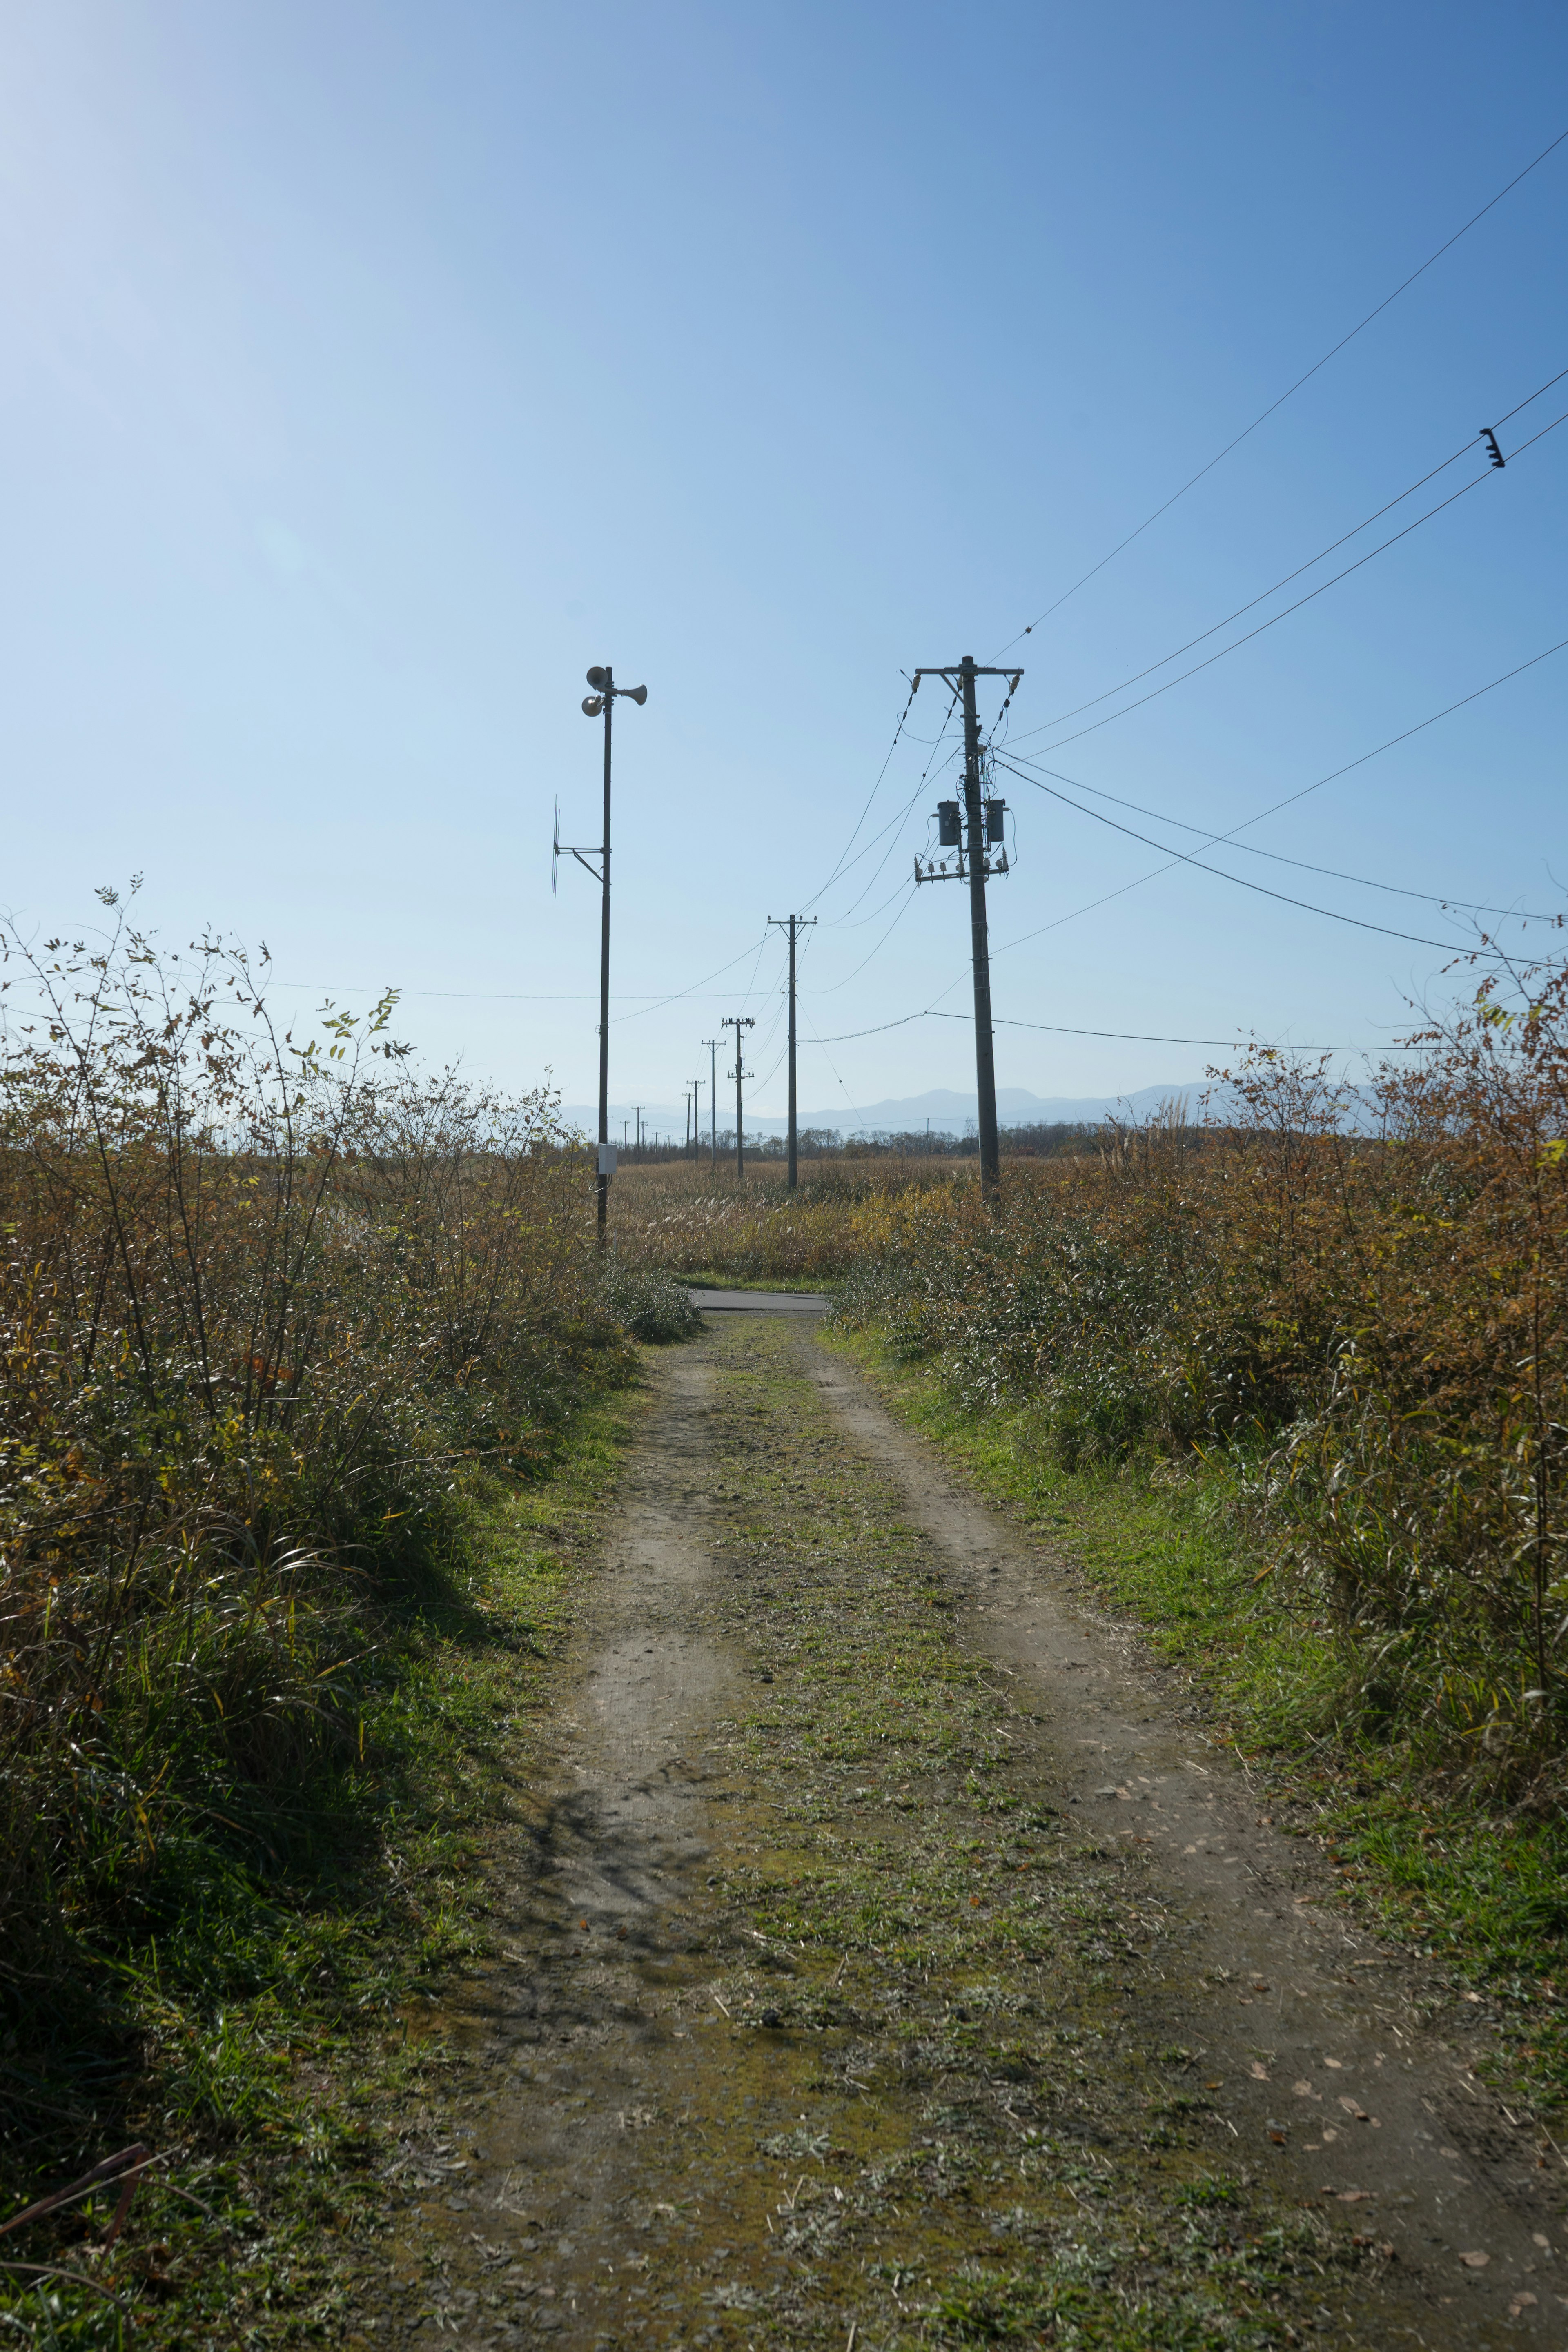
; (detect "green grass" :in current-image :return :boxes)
[0,1379,650,2348]
[826,1326,1568,2130]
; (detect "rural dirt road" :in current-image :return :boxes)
[347,1314,1568,2351]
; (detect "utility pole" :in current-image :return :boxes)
[633,1105,644,1162]
[912,655,1020,1199]
[690,1078,704,1162]
[767,914,817,1190]
[722,1016,755,1180]
[556,664,649,1243]
[703,1039,718,1171]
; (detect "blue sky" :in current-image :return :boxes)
[2,1,1564,1127]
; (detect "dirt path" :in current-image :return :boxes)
[345,1318,1567,2352]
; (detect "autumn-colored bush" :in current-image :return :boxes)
[0,900,631,2027]
[833,962,1568,1791]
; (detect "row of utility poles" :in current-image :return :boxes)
[556,653,1018,1238]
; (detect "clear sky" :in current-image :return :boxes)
[2,1,1564,1127]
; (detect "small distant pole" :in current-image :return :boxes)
[690,1077,704,1162]
[767,914,817,1190]
[722,1015,755,1179]
[703,1039,718,1171]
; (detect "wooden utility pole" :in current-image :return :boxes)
[911,654,1020,1199]
[702,1040,718,1171]
[767,915,817,1189]
[722,1015,755,1179]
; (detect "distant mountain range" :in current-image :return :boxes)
[560,1082,1211,1143]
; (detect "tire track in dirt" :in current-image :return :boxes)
[341,1319,1561,2351]
[808,1338,1568,2337]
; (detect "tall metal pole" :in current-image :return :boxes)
[958,656,1001,1198]
[704,1039,717,1170]
[561,663,646,1241]
[596,674,613,1241]
[690,1079,704,1162]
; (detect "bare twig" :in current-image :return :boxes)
[0,2143,153,2243]
[0,2259,129,2315]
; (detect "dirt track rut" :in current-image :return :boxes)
[346,1317,1568,2352]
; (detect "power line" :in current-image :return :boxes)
[1011,404,1568,760]
[1000,755,1559,921]
[611,928,771,1028]
[994,756,1515,955]
[991,125,1568,660]
[811,879,921,991]
[986,635,1568,962]
[804,1006,1427,1051]
[1013,363,1568,742]
[808,681,964,921]
[802,672,921,914]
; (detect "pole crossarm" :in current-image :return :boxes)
[914,666,1023,685]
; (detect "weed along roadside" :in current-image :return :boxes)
[0,915,692,2347]
[344,1314,1562,2351]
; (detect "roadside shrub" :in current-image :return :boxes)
[0,895,631,2047]
[829,956,1568,1793]
[599,1256,704,1343]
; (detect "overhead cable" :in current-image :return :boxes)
[1014,405,1568,759]
[983,637,1568,967]
[802,673,922,913]
[991,125,1568,659]
[1015,363,1568,741]
[803,1007,1427,1051]
[1000,753,1559,921]
[994,757,1514,955]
